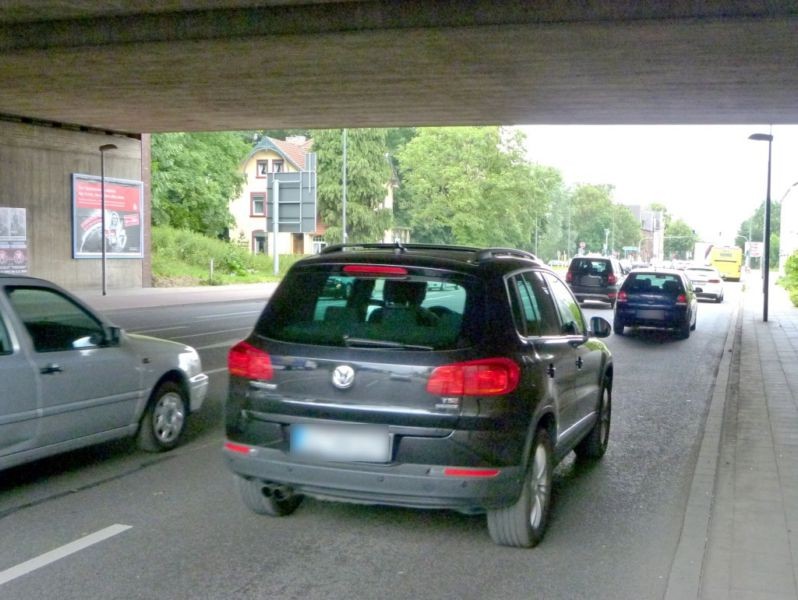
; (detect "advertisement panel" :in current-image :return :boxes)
[0,207,27,274]
[72,174,143,258]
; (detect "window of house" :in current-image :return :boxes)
[312,235,327,254]
[256,160,268,177]
[272,160,284,173]
[251,193,265,216]
[253,231,267,254]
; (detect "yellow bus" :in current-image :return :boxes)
[709,246,743,281]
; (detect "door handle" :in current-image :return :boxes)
[576,356,583,369]
[547,364,556,378]
[40,363,63,374]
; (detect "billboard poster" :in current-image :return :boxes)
[72,173,144,259]
[0,207,27,274]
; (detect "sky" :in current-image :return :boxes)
[519,124,798,245]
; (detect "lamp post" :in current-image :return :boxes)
[748,132,773,322]
[341,128,347,243]
[99,144,117,295]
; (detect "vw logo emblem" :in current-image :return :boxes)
[332,365,355,390]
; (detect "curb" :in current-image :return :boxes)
[663,295,741,599]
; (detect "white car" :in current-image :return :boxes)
[0,274,208,471]
[684,266,724,303]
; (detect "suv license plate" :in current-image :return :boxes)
[291,424,391,463]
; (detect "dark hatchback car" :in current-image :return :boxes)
[565,256,625,307]
[613,269,699,339]
[223,243,614,548]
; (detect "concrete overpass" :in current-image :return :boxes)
[1,1,797,134]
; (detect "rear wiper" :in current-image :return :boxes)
[342,336,433,351]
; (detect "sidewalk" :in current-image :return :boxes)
[74,282,279,312]
[667,280,798,599]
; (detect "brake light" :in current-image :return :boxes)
[617,290,628,303]
[676,294,687,305]
[343,265,408,276]
[228,341,273,380]
[224,441,254,455]
[607,273,617,285]
[427,358,520,396]
[443,467,500,478]
[565,271,573,283]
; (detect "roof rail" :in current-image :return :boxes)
[319,243,539,264]
[320,242,481,255]
[475,248,539,262]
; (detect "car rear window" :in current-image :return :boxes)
[570,258,611,275]
[255,268,481,350]
[625,273,683,294]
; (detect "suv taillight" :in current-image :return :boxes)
[427,358,520,396]
[617,290,628,303]
[228,341,273,380]
[676,294,687,305]
[607,273,617,285]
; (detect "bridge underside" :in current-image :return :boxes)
[0,2,797,133]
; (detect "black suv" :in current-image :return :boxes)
[565,256,625,307]
[223,243,613,548]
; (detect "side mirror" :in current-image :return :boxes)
[104,325,122,346]
[590,316,612,338]
[694,287,703,294]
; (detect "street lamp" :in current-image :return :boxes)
[99,143,117,295]
[748,132,773,322]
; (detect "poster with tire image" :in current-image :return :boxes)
[72,174,144,258]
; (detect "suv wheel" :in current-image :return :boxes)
[679,319,691,339]
[613,315,624,336]
[236,476,304,516]
[574,379,611,460]
[487,429,553,548]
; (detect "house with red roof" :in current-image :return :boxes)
[230,135,407,255]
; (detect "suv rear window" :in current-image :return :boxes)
[255,269,480,350]
[569,258,613,275]
[625,273,683,293]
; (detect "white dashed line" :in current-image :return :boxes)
[0,524,132,586]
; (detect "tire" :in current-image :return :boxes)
[679,319,691,339]
[487,429,553,548]
[236,476,303,516]
[574,380,611,460]
[716,293,723,304]
[690,313,697,331]
[613,315,624,336]
[137,381,187,452]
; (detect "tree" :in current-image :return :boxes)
[566,184,639,256]
[737,201,781,268]
[151,132,250,237]
[663,219,698,260]
[313,129,393,243]
[397,127,550,248]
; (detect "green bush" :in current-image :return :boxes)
[151,226,305,286]
[783,251,798,307]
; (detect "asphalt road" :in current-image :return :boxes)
[0,285,739,599]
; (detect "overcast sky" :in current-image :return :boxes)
[519,124,798,245]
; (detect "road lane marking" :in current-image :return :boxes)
[196,338,249,350]
[133,325,189,334]
[0,524,131,586]
[175,327,251,340]
[205,367,228,375]
[194,311,260,320]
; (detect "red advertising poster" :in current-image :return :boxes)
[72,174,144,258]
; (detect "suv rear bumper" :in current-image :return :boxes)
[223,445,524,512]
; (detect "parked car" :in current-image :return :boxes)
[565,256,625,307]
[223,243,614,548]
[0,274,208,471]
[684,266,724,303]
[613,269,699,338]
